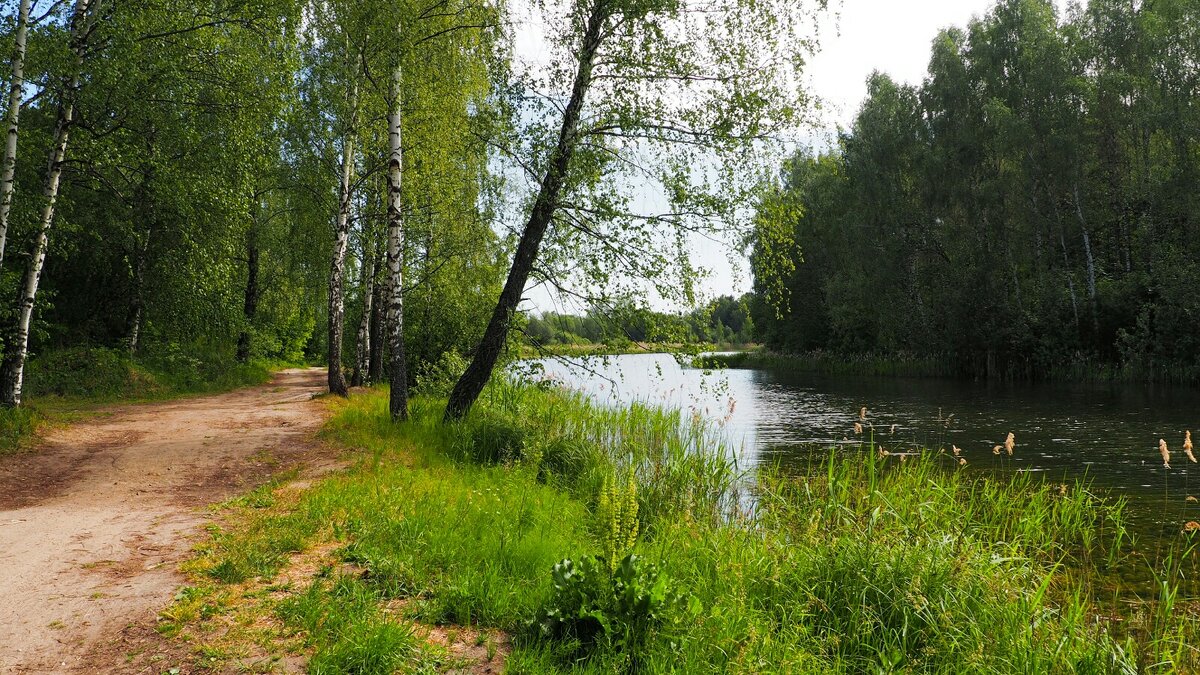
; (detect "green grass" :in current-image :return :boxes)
[163,377,1199,673]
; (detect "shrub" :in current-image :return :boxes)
[535,553,693,662]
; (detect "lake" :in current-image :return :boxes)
[528,352,1200,543]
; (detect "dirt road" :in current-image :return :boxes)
[0,368,332,673]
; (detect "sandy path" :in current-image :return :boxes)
[0,368,333,673]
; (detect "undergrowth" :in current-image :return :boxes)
[163,375,1199,673]
[0,345,288,453]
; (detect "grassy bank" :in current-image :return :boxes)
[158,375,1199,673]
[0,346,286,453]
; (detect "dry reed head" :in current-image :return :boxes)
[889,424,897,435]
[1160,438,1171,469]
[952,445,962,457]
[878,446,889,459]
[992,445,1002,455]
[1187,495,1198,503]
[958,457,967,466]
[860,406,867,421]
[1004,432,1015,456]
[854,422,863,435]
[1186,431,1196,463]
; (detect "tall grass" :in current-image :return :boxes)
[171,377,1197,673]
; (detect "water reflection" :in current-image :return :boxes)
[528,352,1200,539]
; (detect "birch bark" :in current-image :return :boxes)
[0,0,32,269]
[385,63,408,421]
[327,77,359,397]
[351,229,375,387]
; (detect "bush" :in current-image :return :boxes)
[535,553,692,662]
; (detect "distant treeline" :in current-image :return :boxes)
[750,0,1200,381]
[524,295,754,348]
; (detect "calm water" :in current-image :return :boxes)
[528,352,1200,541]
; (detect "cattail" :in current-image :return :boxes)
[993,445,1003,455]
[1004,432,1015,456]
[860,406,867,421]
[1160,438,1171,469]
[854,422,863,435]
[1186,431,1196,464]
[952,445,962,457]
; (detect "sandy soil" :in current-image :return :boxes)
[0,368,334,674]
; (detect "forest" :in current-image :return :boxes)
[750,0,1200,381]
[7,0,1200,672]
[523,295,755,348]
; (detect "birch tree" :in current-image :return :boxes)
[0,0,102,406]
[0,0,31,269]
[327,69,359,397]
[384,59,408,419]
[444,0,825,419]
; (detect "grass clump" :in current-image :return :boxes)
[167,376,1194,673]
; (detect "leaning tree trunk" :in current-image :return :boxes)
[385,64,409,421]
[444,5,606,421]
[237,221,259,363]
[0,0,93,408]
[327,79,359,397]
[351,228,375,387]
[0,0,32,270]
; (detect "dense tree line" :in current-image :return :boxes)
[525,295,754,347]
[750,0,1200,381]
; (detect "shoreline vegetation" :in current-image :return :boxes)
[519,341,754,359]
[161,376,1198,673]
[694,349,1200,385]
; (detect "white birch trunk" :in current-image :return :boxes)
[386,62,408,421]
[326,77,358,397]
[0,0,32,269]
[1,0,93,407]
[1072,180,1099,335]
[351,232,374,387]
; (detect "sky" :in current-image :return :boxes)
[522,0,1067,315]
